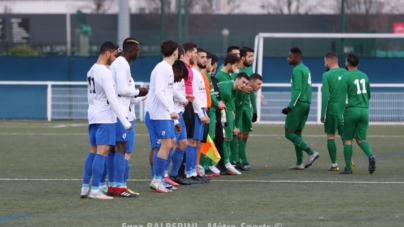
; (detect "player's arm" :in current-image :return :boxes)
[210,80,219,108]
[192,78,205,119]
[288,69,302,109]
[338,76,348,124]
[173,83,187,105]
[366,78,371,100]
[130,96,146,104]
[234,94,243,129]
[216,73,227,83]
[155,73,175,115]
[115,67,140,97]
[320,73,329,123]
[102,73,132,129]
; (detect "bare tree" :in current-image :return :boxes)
[260,0,326,14]
[89,0,115,14]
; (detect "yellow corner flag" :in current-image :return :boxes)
[199,135,221,163]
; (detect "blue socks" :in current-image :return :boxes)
[91,154,106,190]
[164,149,173,176]
[150,150,158,177]
[107,152,115,187]
[114,153,125,188]
[170,148,185,177]
[124,159,130,183]
[82,152,95,187]
[100,159,107,186]
[185,145,197,175]
[153,157,167,180]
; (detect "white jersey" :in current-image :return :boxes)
[191,68,207,118]
[110,56,140,117]
[173,80,187,114]
[128,96,146,121]
[87,64,131,128]
[146,60,175,120]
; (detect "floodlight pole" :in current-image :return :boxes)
[341,0,346,57]
[160,0,165,43]
[118,0,130,47]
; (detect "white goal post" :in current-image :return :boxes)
[252,33,404,125]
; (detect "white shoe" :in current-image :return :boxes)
[225,163,242,175]
[80,187,89,198]
[99,186,108,194]
[289,164,305,170]
[305,151,320,169]
[88,190,113,199]
[209,166,220,174]
[150,180,172,193]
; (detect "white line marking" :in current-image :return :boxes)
[0,178,403,184]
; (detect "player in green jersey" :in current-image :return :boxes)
[217,46,240,74]
[338,54,376,174]
[233,47,257,171]
[321,52,347,171]
[283,47,320,170]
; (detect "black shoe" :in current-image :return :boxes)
[197,175,211,183]
[220,170,237,175]
[170,176,191,185]
[186,176,203,184]
[235,162,247,171]
[230,161,236,167]
[116,189,138,198]
[369,156,376,174]
[339,167,353,174]
[243,164,251,171]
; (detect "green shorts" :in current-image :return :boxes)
[239,109,253,133]
[223,109,234,140]
[342,108,369,141]
[208,109,217,139]
[324,113,342,135]
[284,102,310,131]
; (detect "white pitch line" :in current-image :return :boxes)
[0,132,403,138]
[0,178,403,184]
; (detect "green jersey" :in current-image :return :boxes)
[217,65,236,80]
[321,68,347,121]
[237,66,257,113]
[218,81,237,111]
[216,70,234,82]
[207,73,219,110]
[289,63,312,108]
[338,70,371,115]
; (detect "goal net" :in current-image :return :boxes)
[252,33,404,125]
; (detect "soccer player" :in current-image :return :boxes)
[109,38,148,197]
[81,41,132,200]
[283,47,319,170]
[217,46,240,73]
[148,40,185,192]
[338,54,376,174]
[321,53,347,171]
[234,47,257,171]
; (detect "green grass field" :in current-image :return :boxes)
[1,120,404,227]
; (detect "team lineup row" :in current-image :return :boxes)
[81,38,376,199]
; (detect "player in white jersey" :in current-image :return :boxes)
[80,41,132,200]
[108,38,148,198]
[146,40,188,193]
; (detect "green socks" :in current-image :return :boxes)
[238,139,249,164]
[223,141,230,164]
[343,144,353,170]
[359,141,373,158]
[285,132,314,155]
[327,139,337,164]
[230,136,239,163]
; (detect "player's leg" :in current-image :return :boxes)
[355,109,376,174]
[223,110,241,175]
[300,105,320,168]
[81,124,97,198]
[236,109,252,171]
[325,113,338,171]
[201,110,216,173]
[339,108,356,174]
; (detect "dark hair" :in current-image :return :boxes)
[122,37,139,52]
[227,46,239,54]
[182,42,197,53]
[178,45,185,59]
[197,48,206,54]
[211,54,218,65]
[240,47,254,58]
[99,41,118,54]
[250,73,263,81]
[161,40,178,57]
[224,53,240,65]
[173,59,189,80]
[290,47,302,56]
[236,72,250,81]
[206,52,212,60]
[346,54,359,67]
[325,52,338,62]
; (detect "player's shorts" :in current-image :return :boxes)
[193,113,205,141]
[239,108,253,133]
[284,101,310,131]
[88,123,115,146]
[342,107,369,141]
[126,121,136,153]
[151,120,175,140]
[208,108,218,139]
[115,118,129,142]
[145,112,160,150]
[223,109,235,140]
[183,103,195,139]
[175,112,187,143]
[324,113,342,135]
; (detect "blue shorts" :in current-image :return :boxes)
[151,120,175,140]
[126,121,136,153]
[115,118,129,142]
[193,113,205,141]
[175,112,187,143]
[145,112,160,150]
[88,123,115,146]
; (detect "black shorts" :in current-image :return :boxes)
[183,103,195,139]
[201,111,210,143]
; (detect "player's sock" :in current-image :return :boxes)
[285,132,314,155]
[359,141,373,157]
[107,152,115,187]
[151,149,158,177]
[199,154,210,170]
[170,148,185,177]
[100,159,107,188]
[185,145,195,177]
[238,139,249,164]
[327,139,337,164]
[114,153,125,188]
[91,154,106,191]
[191,146,198,176]
[153,157,166,180]
[223,141,231,164]
[165,148,173,175]
[229,136,239,163]
[82,152,95,187]
[294,145,303,165]
[124,159,130,183]
[343,144,353,170]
